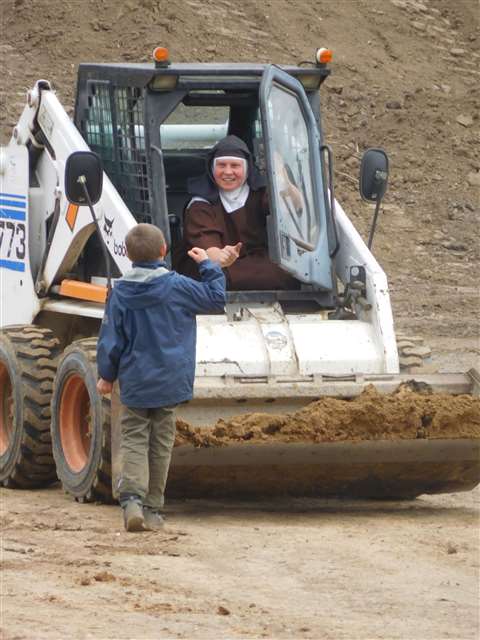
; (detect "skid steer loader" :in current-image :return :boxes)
[0,49,478,502]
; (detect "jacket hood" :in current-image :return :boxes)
[187,135,265,203]
[113,262,175,310]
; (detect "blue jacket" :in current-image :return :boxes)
[96,258,226,408]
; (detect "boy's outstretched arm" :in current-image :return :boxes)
[179,247,226,313]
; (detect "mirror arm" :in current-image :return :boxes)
[367,198,382,250]
[78,175,112,296]
[367,170,387,250]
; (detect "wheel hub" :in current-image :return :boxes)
[59,374,93,472]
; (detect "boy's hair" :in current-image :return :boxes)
[125,223,166,262]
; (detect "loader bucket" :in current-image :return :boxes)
[167,439,480,499]
[111,371,480,500]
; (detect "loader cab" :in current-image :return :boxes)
[74,60,335,306]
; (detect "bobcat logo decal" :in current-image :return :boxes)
[103,215,114,241]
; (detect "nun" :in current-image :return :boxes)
[180,135,298,290]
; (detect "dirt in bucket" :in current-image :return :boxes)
[174,384,480,448]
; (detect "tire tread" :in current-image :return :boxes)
[0,325,60,488]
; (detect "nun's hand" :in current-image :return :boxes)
[219,242,242,267]
[287,184,304,214]
[206,243,242,267]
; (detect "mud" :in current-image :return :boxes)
[2,486,479,640]
[175,386,480,447]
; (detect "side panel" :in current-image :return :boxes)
[0,144,39,326]
[194,306,393,378]
[28,150,58,279]
[333,199,399,374]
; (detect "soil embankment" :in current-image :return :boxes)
[1,0,479,342]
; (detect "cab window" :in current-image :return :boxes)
[160,102,229,150]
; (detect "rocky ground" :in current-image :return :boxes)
[0,1,479,638]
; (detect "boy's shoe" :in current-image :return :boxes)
[123,499,146,532]
[143,507,166,531]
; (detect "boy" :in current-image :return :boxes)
[96,223,226,532]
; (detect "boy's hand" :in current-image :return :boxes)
[188,247,209,264]
[97,378,113,395]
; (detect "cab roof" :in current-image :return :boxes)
[77,62,330,90]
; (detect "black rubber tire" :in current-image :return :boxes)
[50,338,113,503]
[0,325,60,488]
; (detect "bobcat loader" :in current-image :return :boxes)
[0,49,478,502]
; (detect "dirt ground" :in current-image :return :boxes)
[1,486,479,640]
[1,0,479,638]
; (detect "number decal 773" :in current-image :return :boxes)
[0,219,27,267]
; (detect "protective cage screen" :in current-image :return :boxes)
[82,82,152,223]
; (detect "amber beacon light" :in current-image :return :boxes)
[153,47,170,66]
[315,48,333,64]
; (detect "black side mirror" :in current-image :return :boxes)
[64,151,111,293]
[359,148,389,250]
[65,151,103,205]
[359,148,389,203]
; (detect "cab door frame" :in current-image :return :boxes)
[259,65,332,290]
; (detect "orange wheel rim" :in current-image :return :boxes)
[59,374,93,472]
[0,363,14,456]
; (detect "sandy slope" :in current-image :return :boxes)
[0,0,479,339]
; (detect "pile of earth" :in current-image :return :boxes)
[174,385,480,447]
[1,0,478,339]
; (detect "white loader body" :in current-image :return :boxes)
[1,83,398,392]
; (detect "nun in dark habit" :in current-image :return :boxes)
[179,135,299,290]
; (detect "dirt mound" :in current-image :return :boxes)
[175,386,480,447]
[1,0,479,341]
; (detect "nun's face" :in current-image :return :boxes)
[213,158,246,191]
